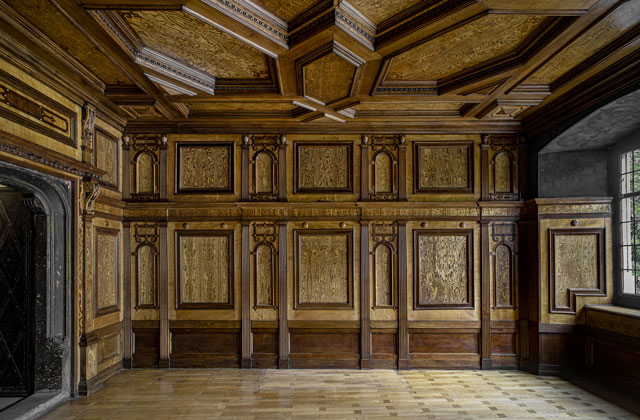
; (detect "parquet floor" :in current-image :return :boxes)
[40,369,638,419]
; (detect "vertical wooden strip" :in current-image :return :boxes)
[158,222,169,368]
[481,135,490,200]
[360,137,370,201]
[241,136,250,201]
[121,140,130,200]
[278,136,287,201]
[159,141,168,201]
[398,138,407,201]
[278,222,289,368]
[397,221,409,369]
[481,220,492,369]
[518,140,527,200]
[241,223,252,368]
[360,223,371,368]
[122,222,132,368]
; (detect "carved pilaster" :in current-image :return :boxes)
[277,222,288,368]
[81,102,96,165]
[360,223,370,368]
[397,221,408,369]
[241,222,252,368]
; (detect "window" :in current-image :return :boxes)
[619,147,640,301]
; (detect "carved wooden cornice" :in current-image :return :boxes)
[0,130,106,180]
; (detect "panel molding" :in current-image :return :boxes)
[94,226,121,318]
[293,141,354,194]
[175,142,235,194]
[94,127,120,191]
[413,141,474,194]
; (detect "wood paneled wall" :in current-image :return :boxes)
[119,132,556,371]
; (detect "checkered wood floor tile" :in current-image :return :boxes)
[40,369,639,419]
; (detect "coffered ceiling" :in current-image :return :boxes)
[1,0,639,133]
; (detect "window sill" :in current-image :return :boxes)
[584,304,640,338]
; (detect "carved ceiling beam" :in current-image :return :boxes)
[463,0,625,119]
[167,93,488,103]
[49,0,182,119]
[79,0,186,9]
[481,0,597,16]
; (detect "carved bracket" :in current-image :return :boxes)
[82,179,100,215]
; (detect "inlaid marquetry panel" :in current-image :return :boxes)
[303,52,356,105]
[549,228,605,314]
[491,222,517,309]
[122,11,270,80]
[252,0,317,22]
[371,223,398,308]
[413,229,473,309]
[294,230,353,309]
[348,0,422,24]
[176,231,234,309]
[294,142,353,193]
[94,227,120,317]
[133,223,159,309]
[386,15,547,81]
[95,128,119,190]
[176,142,234,194]
[413,141,473,193]
[130,134,164,200]
[252,223,278,309]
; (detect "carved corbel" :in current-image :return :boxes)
[82,179,100,215]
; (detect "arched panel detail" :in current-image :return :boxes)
[493,151,514,194]
[493,242,514,308]
[254,150,276,195]
[133,151,159,197]
[373,150,394,194]
[254,242,277,309]
[135,243,158,309]
[373,242,395,308]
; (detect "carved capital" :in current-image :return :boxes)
[81,103,96,149]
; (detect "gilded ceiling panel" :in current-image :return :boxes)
[122,11,269,79]
[304,52,356,104]
[6,0,131,85]
[525,1,640,85]
[346,0,423,25]
[251,0,319,22]
[386,15,547,81]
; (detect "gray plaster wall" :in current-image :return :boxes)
[538,150,608,198]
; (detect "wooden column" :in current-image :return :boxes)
[159,135,168,200]
[398,136,407,201]
[360,135,370,201]
[278,222,289,368]
[397,221,409,369]
[158,222,170,368]
[481,135,490,201]
[480,220,492,369]
[122,222,132,368]
[278,135,287,201]
[241,135,250,201]
[360,223,371,368]
[121,136,131,201]
[241,222,252,368]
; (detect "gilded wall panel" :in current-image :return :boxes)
[95,128,119,190]
[413,230,473,309]
[413,142,473,193]
[294,142,353,193]
[94,227,120,317]
[176,142,234,194]
[294,230,353,308]
[550,228,605,313]
[176,231,234,309]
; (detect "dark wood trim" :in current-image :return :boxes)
[360,140,370,201]
[293,142,354,194]
[413,141,474,194]
[397,222,408,369]
[398,140,407,201]
[548,228,606,314]
[241,223,252,368]
[174,142,235,194]
[175,230,235,310]
[278,142,287,201]
[293,229,354,309]
[122,223,132,366]
[277,222,288,368]
[159,142,168,201]
[93,226,121,318]
[241,140,250,201]
[360,223,371,368]
[93,127,120,191]
[481,139,490,200]
[413,229,474,309]
[480,221,491,368]
[158,223,169,368]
